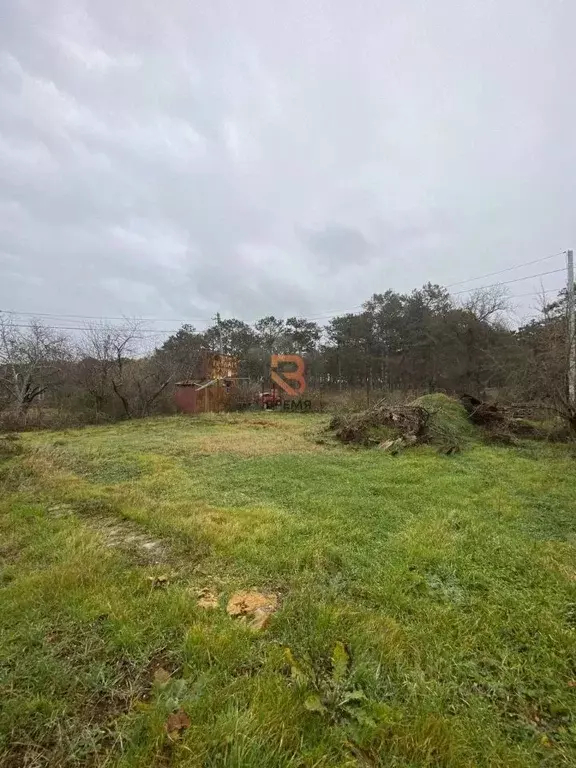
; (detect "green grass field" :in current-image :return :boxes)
[1,413,576,767]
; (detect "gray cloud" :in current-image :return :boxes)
[1,0,575,335]
[299,225,372,267]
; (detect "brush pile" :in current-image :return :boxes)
[459,394,550,440]
[329,402,430,448]
[329,393,561,451]
[329,393,472,450]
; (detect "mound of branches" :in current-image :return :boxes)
[329,401,430,447]
[459,394,505,426]
[329,393,564,452]
[459,394,558,442]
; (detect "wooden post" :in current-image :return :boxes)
[568,250,575,407]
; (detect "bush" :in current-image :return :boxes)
[0,406,98,432]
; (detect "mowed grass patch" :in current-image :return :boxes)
[0,414,575,766]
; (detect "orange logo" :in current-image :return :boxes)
[271,355,306,397]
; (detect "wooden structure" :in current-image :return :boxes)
[174,378,235,414]
[174,353,240,414]
[201,353,239,381]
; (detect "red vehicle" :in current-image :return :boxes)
[258,390,282,409]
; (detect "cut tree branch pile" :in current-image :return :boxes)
[459,394,505,426]
[329,393,562,449]
[459,394,547,439]
[329,402,430,447]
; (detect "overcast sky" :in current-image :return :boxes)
[1,0,575,337]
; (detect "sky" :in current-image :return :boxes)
[1,0,575,340]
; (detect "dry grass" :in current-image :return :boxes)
[194,428,324,456]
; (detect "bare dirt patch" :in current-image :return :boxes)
[46,502,169,564]
[94,518,167,564]
[226,590,278,630]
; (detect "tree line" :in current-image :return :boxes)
[0,281,573,429]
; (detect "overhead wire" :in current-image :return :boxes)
[280,258,569,321]
[1,251,568,330]
[445,250,566,287]
[0,308,212,324]
[4,286,565,335]
[508,286,564,299]
[304,268,567,320]
[451,267,565,296]
[6,323,169,333]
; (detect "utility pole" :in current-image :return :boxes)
[567,250,575,407]
[214,312,224,355]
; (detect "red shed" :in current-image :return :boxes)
[174,379,234,414]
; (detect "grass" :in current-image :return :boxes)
[412,393,476,447]
[1,413,576,767]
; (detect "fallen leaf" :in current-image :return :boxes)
[153,667,171,685]
[165,709,191,740]
[568,680,576,688]
[197,588,219,609]
[149,575,169,588]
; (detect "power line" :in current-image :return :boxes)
[1,252,567,328]
[451,267,565,296]
[445,250,566,287]
[509,286,564,299]
[0,304,364,325]
[7,323,172,333]
[300,255,568,320]
[0,308,212,324]
[303,273,566,321]
[5,285,564,335]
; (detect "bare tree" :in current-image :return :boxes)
[76,321,143,417]
[516,291,576,432]
[114,357,174,418]
[463,285,511,323]
[0,313,71,420]
[76,321,173,419]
